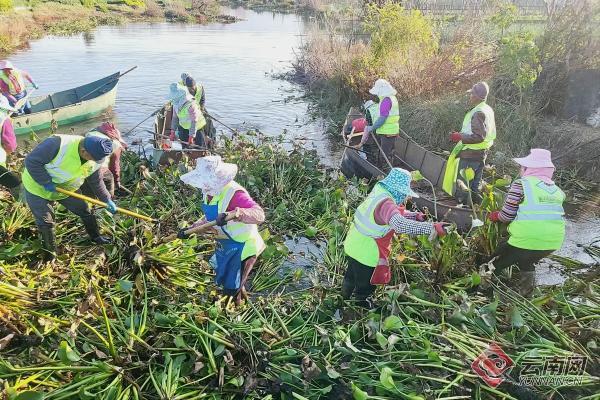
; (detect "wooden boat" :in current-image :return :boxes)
[340,107,481,231]
[13,72,121,136]
[152,104,209,166]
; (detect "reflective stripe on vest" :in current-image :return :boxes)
[0,113,7,166]
[353,187,393,238]
[344,184,394,267]
[508,177,566,251]
[85,130,119,169]
[22,135,101,200]
[0,69,25,95]
[376,95,400,135]
[204,181,265,259]
[461,102,496,150]
[177,101,207,131]
[366,103,379,127]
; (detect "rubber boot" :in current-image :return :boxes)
[39,226,57,262]
[81,216,111,245]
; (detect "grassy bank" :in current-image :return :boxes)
[0,135,599,398]
[222,0,331,13]
[0,0,234,56]
[294,1,600,182]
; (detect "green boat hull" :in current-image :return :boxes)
[13,72,120,136]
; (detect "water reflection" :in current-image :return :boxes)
[9,8,334,161]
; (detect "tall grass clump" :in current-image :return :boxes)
[142,0,163,17]
[296,0,600,180]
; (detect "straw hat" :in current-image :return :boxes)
[180,156,238,190]
[379,167,419,204]
[369,79,397,97]
[0,60,14,70]
[513,149,555,169]
[0,95,17,112]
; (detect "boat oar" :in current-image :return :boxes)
[370,133,394,171]
[55,188,155,223]
[79,66,138,102]
[204,111,238,135]
[162,211,238,243]
[124,107,163,136]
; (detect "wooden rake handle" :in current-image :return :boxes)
[162,211,238,243]
[55,188,155,223]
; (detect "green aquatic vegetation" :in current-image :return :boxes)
[0,136,598,399]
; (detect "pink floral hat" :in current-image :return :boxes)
[180,156,238,190]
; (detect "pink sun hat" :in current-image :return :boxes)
[513,149,555,169]
[0,60,14,70]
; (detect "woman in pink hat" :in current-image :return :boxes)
[487,149,566,295]
[0,61,38,114]
[83,122,128,197]
[179,156,266,304]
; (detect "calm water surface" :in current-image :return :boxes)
[9,8,332,158]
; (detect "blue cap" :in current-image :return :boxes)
[378,168,420,204]
[83,136,113,161]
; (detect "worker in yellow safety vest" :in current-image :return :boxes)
[0,95,21,198]
[0,60,38,114]
[168,83,210,148]
[486,149,565,296]
[83,122,128,197]
[178,156,266,304]
[343,168,447,307]
[22,135,117,261]
[442,81,496,204]
[180,72,205,110]
[180,73,215,147]
[356,79,400,170]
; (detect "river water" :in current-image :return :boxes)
[9,8,333,158]
[6,8,599,282]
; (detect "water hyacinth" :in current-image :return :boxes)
[0,135,598,399]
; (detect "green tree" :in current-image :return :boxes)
[498,31,541,91]
[363,3,437,67]
[488,0,518,36]
[0,0,13,13]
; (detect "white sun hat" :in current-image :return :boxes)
[180,155,238,191]
[0,60,14,70]
[0,95,17,112]
[369,79,397,97]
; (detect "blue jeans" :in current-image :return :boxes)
[456,158,484,204]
